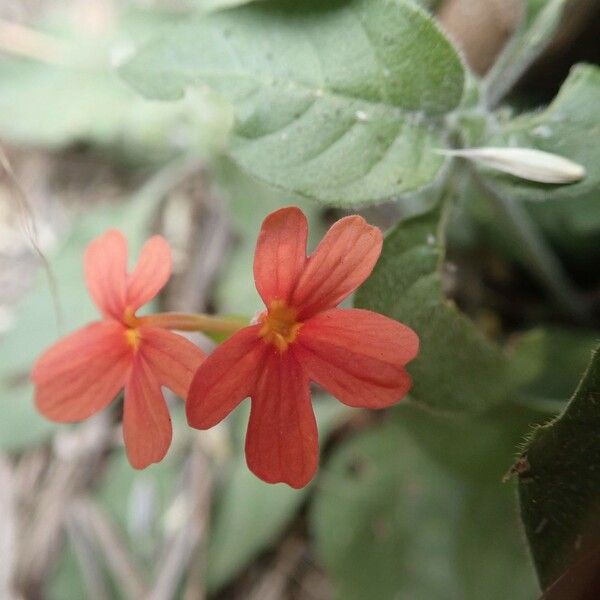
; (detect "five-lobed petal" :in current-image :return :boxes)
[187,207,419,488]
[33,230,205,469]
[33,208,419,483]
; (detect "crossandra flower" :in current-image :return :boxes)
[32,230,205,469]
[186,207,419,488]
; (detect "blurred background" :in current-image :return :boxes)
[0,0,599,598]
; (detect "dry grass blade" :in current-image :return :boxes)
[65,514,112,600]
[13,413,114,597]
[70,497,147,599]
[0,455,18,599]
[148,445,212,600]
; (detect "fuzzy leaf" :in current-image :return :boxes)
[0,8,230,156]
[484,0,568,107]
[517,345,600,590]
[312,416,538,599]
[121,0,465,205]
[354,208,510,412]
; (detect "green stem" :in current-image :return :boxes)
[473,170,591,322]
[133,312,248,334]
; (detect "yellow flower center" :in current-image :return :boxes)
[259,300,302,352]
[125,327,141,350]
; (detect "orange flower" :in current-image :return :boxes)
[186,207,419,488]
[32,230,205,469]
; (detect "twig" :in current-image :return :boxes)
[472,168,591,322]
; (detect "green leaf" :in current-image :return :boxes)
[0,158,188,451]
[484,0,568,107]
[396,401,544,484]
[98,444,183,565]
[207,399,347,591]
[483,64,600,202]
[517,344,600,589]
[0,7,230,155]
[509,327,599,411]
[462,165,600,277]
[121,0,466,205]
[354,208,510,412]
[312,417,538,599]
[47,543,87,600]
[453,483,538,600]
[312,420,463,599]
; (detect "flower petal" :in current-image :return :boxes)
[186,325,265,429]
[123,355,172,469]
[294,309,418,408]
[32,321,131,422]
[139,326,205,399]
[254,207,308,305]
[127,235,172,312]
[84,229,128,320]
[246,350,318,488]
[290,216,383,318]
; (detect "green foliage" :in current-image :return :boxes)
[207,399,347,591]
[99,445,183,564]
[0,7,230,156]
[453,484,537,600]
[312,415,538,599]
[484,0,568,106]
[483,64,600,202]
[121,0,466,204]
[312,419,462,599]
[3,0,599,595]
[509,328,600,410]
[517,345,600,589]
[47,543,87,600]
[355,207,510,412]
[397,401,543,483]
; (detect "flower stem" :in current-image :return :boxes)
[133,312,248,334]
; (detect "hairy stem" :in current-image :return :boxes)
[473,171,591,322]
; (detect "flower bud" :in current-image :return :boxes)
[437,147,586,184]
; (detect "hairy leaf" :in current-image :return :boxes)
[517,345,600,589]
[312,417,537,599]
[354,208,510,412]
[484,0,568,107]
[121,0,465,204]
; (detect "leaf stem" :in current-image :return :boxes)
[472,170,591,322]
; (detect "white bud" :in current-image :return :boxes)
[436,147,586,184]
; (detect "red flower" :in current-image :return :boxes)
[187,207,419,488]
[32,230,205,469]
